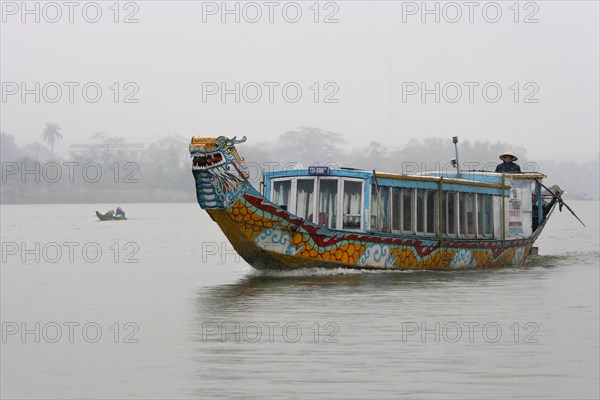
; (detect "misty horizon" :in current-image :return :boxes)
[2,127,598,203]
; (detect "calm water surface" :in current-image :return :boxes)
[1,201,598,399]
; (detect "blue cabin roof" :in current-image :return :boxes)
[263,168,545,197]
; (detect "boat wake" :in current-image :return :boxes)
[525,251,599,268]
[243,266,417,278]
[236,250,599,278]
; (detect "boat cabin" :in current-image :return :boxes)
[263,167,548,241]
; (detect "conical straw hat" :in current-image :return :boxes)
[499,150,518,161]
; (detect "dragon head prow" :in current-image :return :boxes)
[190,135,250,210]
[189,135,248,172]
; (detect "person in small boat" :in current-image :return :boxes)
[105,209,115,217]
[495,151,521,173]
[115,207,126,218]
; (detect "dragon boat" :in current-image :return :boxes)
[190,136,562,270]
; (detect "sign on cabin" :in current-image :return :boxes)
[506,179,533,238]
[509,188,523,235]
[308,166,330,175]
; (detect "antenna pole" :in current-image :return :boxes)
[452,136,460,177]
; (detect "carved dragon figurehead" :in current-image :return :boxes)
[190,136,250,210]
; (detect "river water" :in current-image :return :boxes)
[1,201,598,399]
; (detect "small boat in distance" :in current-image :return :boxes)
[190,136,565,271]
[95,211,127,221]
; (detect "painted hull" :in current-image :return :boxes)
[197,181,549,271]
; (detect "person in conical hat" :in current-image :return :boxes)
[495,150,521,173]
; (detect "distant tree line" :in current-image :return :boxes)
[1,126,598,204]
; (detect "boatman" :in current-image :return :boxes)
[116,207,126,218]
[495,151,521,173]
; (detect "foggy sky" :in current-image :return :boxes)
[1,1,599,162]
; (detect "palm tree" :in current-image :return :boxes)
[40,123,63,159]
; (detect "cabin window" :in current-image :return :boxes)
[343,180,362,230]
[477,194,494,236]
[402,188,413,232]
[370,185,390,232]
[416,189,425,233]
[391,187,414,233]
[444,192,458,235]
[392,188,401,231]
[296,179,315,222]
[272,180,291,209]
[268,175,367,230]
[318,179,338,229]
[415,189,438,235]
[459,192,476,237]
[425,190,437,234]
